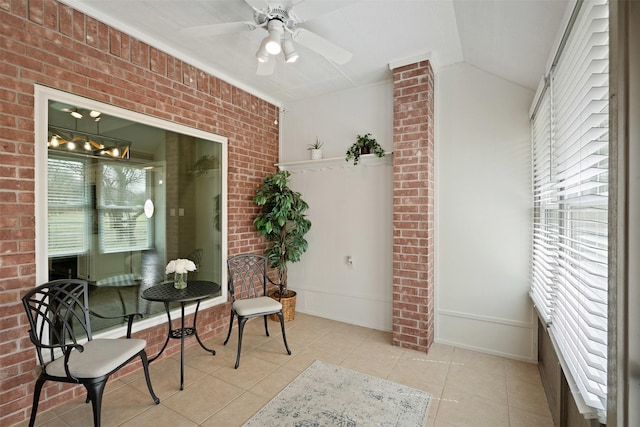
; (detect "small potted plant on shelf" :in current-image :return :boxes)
[345,133,385,165]
[254,170,311,321]
[307,138,324,160]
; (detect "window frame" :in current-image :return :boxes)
[34,85,228,338]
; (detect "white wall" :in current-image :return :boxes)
[280,82,393,163]
[280,82,394,331]
[436,63,535,361]
[280,64,536,361]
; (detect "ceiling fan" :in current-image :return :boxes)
[180,0,353,75]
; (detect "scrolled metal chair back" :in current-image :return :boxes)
[22,279,91,368]
[227,254,268,301]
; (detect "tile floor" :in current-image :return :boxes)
[21,313,554,426]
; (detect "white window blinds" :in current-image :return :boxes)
[47,157,90,257]
[530,0,609,420]
[98,163,152,253]
[531,87,557,323]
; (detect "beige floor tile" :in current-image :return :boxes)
[127,357,202,399]
[341,339,404,378]
[59,383,157,427]
[282,346,351,372]
[247,365,301,399]
[437,388,510,427]
[509,406,555,427]
[450,347,507,376]
[505,359,544,386]
[13,408,61,427]
[119,404,197,427]
[201,391,270,426]
[210,353,280,389]
[249,336,295,366]
[506,377,552,415]
[35,416,70,427]
[161,375,244,424]
[426,343,456,362]
[387,352,451,393]
[284,324,324,347]
[308,329,367,357]
[48,395,88,419]
[445,363,508,405]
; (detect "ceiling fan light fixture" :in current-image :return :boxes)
[283,39,298,63]
[264,19,284,55]
[255,39,270,63]
[70,109,83,119]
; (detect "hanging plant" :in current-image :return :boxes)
[345,133,385,165]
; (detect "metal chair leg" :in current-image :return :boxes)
[223,311,235,345]
[235,317,248,369]
[140,351,160,404]
[28,377,46,427]
[277,311,292,355]
[263,315,270,337]
[86,379,107,427]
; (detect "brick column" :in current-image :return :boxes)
[391,60,435,352]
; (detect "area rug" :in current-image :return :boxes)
[243,360,431,427]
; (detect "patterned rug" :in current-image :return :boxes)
[243,360,431,427]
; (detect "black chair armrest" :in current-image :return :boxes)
[32,340,85,381]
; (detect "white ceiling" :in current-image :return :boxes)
[59,0,569,106]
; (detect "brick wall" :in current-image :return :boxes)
[0,1,278,425]
[391,60,435,352]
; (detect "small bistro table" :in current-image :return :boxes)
[142,280,221,390]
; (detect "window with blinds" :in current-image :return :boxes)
[48,157,90,257]
[98,163,153,253]
[530,0,609,420]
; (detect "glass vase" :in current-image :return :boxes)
[174,271,188,289]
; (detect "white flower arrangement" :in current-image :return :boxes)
[165,258,197,275]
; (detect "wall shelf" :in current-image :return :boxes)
[276,153,393,172]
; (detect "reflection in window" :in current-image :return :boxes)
[98,163,152,253]
[45,98,225,334]
[48,156,89,257]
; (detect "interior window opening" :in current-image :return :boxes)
[45,97,226,334]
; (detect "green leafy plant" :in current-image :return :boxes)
[307,138,324,150]
[345,133,385,165]
[189,154,218,176]
[254,170,311,297]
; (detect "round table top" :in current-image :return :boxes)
[142,280,221,303]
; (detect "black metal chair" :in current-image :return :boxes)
[21,279,159,427]
[223,254,291,368]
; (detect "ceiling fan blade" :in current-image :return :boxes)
[256,58,275,76]
[289,1,353,23]
[292,28,352,64]
[244,0,269,12]
[180,21,258,37]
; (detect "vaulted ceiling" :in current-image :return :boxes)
[60,0,569,105]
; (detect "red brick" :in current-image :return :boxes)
[392,60,434,353]
[0,3,279,424]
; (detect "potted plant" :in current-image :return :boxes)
[307,138,324,160]
[345,133,385,165]
[254,170,311,320]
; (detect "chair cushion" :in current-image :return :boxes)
[233,296,282,317]
[45,338,146,379]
